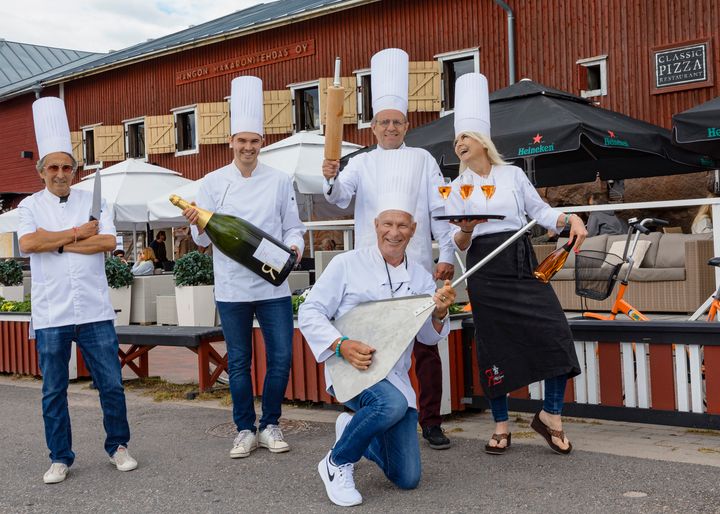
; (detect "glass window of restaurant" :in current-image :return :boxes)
[291,81,320,132]
[355,69,372,129]
[436,48,480,115]
[82,124,102,169]
[577,55,608,98]
[124,118,146,160]
[173,106,198,155]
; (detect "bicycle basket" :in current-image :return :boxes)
[574,250,624,301]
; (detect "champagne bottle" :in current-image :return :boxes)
[533,236,577,283]
[169,195,296,287]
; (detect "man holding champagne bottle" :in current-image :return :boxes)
[321,48,455,450]
[182,76,306,459]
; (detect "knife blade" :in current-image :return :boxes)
[89,169,101,221]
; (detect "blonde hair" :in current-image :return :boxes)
[140,247,157,262]
[693,194,714,227]
[455,131,508,172]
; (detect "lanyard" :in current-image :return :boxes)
[383,253,408,298]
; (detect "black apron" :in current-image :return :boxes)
[467,230,581,399]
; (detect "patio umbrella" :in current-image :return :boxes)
[147,180,200,225]
[672,96,720,159]
[343,79,715,186]
[259,131,361,194]
[0,209,19,233]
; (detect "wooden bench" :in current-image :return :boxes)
[114,326,226,392]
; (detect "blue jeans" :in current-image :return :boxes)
[35,320,130,466]
[217,297,293,433]
[332,379,421,490]
[489,374,568,422]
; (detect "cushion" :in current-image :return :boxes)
[656,233,712,268]
[558,234,608,268]
[629,267,685,282]
[607,240,652,275]
[605,232,662,267]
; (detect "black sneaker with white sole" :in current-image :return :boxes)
[422,425,451,450]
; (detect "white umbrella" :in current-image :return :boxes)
[258,131,361,194]
[0,209,19,233]
[74,159,192,231]
[147,180,200,225]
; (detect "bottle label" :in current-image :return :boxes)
[254,238,291,272]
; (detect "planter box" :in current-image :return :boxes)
[129,274,175,324]
[175,285,215,326]
[0,285,24,302]
[108,286,132,326]
[157,295,178,325]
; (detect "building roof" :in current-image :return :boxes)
[0,39,99,88]
[0,0,374,99]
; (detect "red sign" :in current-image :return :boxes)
[176,39,316,85]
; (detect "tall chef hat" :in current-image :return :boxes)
[230,75,264,136]
[375,148,423,217]
[32,97,72,160]
[454,73,491,137]
[371,48,409,115]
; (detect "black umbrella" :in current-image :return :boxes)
[343,79,715,186]
[672,96,720,159]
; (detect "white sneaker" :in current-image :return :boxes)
[258,424,290,453]
[317,450,362,507]
[110,446,138,471]
[43,463,69,484]
[335,412,353,444]
[230,429,257,458]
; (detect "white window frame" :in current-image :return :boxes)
[435,47,480,116]
[288,80,321,134]
[81,123,103,170]
[354,68,372,129]
[577,55,608,98]
[122,116,147,161]
[171,104,199,156]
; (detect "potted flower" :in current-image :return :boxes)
[173,251,215,326]
[105,256,134,325]
[0,259,24,302]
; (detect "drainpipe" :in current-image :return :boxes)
[494,0,516,85]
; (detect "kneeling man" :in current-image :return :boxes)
[299,149,455,507]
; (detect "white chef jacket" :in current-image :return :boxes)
[446,164,563,248]
[17,189,116,330]
[324,144,454,273]
[191,161,306,302]
[298,245,450,408]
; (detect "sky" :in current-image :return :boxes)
[0,0,268,53]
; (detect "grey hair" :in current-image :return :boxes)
[36,153,78,173]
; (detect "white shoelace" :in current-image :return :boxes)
[234,429,254,447]
[48,463,66,475]
[337,462,355,489]
[264,425,284,441]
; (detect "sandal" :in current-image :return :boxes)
[530,412,572,455]
[484,433,511,455]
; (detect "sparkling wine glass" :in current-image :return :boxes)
[438,177,452,200]
[479,175,495,211]
[459,173,474,215]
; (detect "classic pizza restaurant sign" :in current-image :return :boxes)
[176,40,315,85]
[653,40,710,90]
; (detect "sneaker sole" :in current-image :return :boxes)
[259,443,290,453]
[426,441,451,450]
[317,458,362,507]
[43,474,68,484]
[229,449,254,458]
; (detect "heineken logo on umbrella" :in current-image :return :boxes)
[604,130,630,147]
[708,127,720,139]
[517,133,555,156]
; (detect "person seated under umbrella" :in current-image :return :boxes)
[299,148,455,508]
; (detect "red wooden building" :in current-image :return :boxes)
[0,0,717,202]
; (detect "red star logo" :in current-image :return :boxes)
[532,133,543,144]
[607,130,616,138]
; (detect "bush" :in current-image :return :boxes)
[0,296,31,312]
[0,259,23,287]
[105,256,134,289]
[174,251,214,287]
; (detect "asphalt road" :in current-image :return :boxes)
[1,383,718,514]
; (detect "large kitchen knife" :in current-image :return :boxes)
[89,169,101,221]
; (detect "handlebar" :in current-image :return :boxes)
[628,217,669,235]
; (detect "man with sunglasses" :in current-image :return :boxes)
[321,48,455,450]
[18,97,137,484]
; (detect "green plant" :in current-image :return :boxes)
[0,295,31,312]
[174,251,214,287]
[0,259,23,287]
[105,256,134,289]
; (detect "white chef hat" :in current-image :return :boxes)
[230,75,264,136]
[454,73,491,137]
[32,97,72,160]
[371,48,409,115]
[375,148,423,217]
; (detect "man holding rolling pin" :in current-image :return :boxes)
[322,48,455,450]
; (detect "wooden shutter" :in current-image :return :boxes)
[146,115,176,154]
[263,90,293,134]
[70,131,84,166]
[408,61,442,112]
[318,77,358,125]
[93,125,125,162]
[197,102,230,144]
